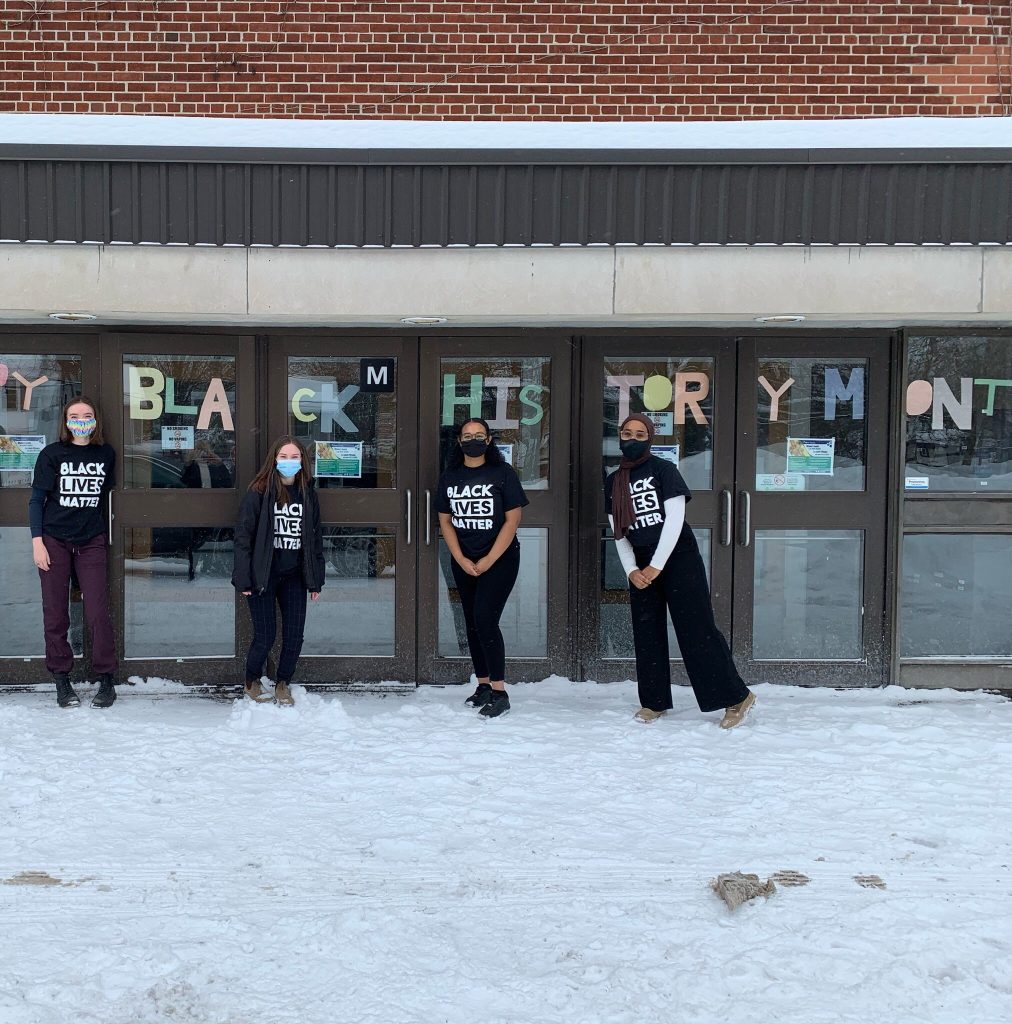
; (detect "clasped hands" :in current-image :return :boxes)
[628,565,661,590]
[458,556,493,577]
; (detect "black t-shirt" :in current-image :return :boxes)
[605,455,693,551]
[272,485,303,574]
[31,441,116,544]
[436,461,529,559]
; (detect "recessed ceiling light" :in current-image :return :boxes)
[754,314,806,324]
[49,312,97,322]
[399,316,448,326]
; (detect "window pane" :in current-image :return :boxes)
[288,357,397,490]
[901,534,1012,657]
[302,527,396,657]
[438,527,548,660]
[755,358,868,492]
[0,526,83,659]
[599,527,711,660]
[0,353,82,489]
[603,356,714,492]
[753,529,864,660]
[122,355,237,490]
[125,527,234,658]
[905,336,1012,493]
[439,357,550,490]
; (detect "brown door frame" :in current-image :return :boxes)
[576,332,738,683]
[416,334,573,684]
[266,335,420,683]
[0,329,102,684]
[732,334,893,687]
[100,332,256,684]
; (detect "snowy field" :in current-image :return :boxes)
[2,679,1010,1024]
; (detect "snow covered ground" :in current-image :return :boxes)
[2,679,1010,1024]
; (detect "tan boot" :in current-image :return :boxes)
[720,691,756,730]
[274,681,294,707]
[633,707,667,723]
[244,679,273,703]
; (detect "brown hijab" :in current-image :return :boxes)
[610,413,656,540]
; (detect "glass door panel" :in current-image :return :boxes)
[734,337,891,686]
[417,338,572,684]
[268,337,418,682]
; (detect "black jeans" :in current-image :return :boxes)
[450,542,520,682]
[630,531,749,714]
[244,568,308,682]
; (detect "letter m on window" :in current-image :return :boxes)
[360,358,396,393]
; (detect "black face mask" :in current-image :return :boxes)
[619,438,651,461]
[460,438,489,458]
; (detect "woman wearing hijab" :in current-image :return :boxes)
[605,413,756,728]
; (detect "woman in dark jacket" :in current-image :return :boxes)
[232,436,325,706]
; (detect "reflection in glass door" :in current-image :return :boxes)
[101,335,256,683]
[267,339,419,682]
[734,338,891,685]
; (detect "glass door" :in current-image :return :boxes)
[267,337,419,682]
[101,333,256,684]
[0,332,100,684]
[416,336,573,684]
[733,337,892,686]
[577,335,737,683]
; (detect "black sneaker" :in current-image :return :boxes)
[479,689,510,718]
[91,673,117,709]
[464,683,493,708]
[54,672,80,708]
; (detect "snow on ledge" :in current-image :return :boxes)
[0,113,1009,150]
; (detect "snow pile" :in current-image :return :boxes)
[1,679,1010,1024]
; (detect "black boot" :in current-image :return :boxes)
[464,683,493,708]
[53,672,80,709]
[479,689,510,719]
[91,673,117,709]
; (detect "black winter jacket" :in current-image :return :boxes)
[231,481,326,594]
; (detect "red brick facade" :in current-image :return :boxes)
[0,1,1009,120]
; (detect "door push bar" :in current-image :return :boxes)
[737,490,751,548]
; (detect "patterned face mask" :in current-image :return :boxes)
[66,416,97,438]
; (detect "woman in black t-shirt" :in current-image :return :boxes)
[605,413,755,728]
[436,418,529,718]
[232,436,325,706]
[29,396,118,709]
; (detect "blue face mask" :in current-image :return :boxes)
[276,458,301,478]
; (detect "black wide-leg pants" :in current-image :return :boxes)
[630,531,749,714]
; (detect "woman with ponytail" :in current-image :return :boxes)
[232,436,325,706]
[605,413,755,728]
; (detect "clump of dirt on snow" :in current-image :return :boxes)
[854,874,887,889]
[771,869,811,887]
[710,871,777,910]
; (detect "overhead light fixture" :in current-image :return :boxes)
[49,312,97,322]
[754,314,806,324]
[399,316,447,327]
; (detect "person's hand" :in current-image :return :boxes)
[628,568,651,590]
[473,556,494,575]
[456,557,480,576]
[242,590,252,596]
[310,591,320,602]
[640,566,661,584]
[33,537,51,572]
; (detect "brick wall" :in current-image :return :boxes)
[0,1,1009,119]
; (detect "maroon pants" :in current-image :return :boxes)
[38,533,118,676]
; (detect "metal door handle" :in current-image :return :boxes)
[425,490,432,545]
[738,490,751,548]
[107,491,114,545]
[720,489,732,547]
[405,489,412,546]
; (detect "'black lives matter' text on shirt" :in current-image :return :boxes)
[31,441,116,545]
[436,461,529,560]
[604,455,693,553]
[272,485,303,573]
